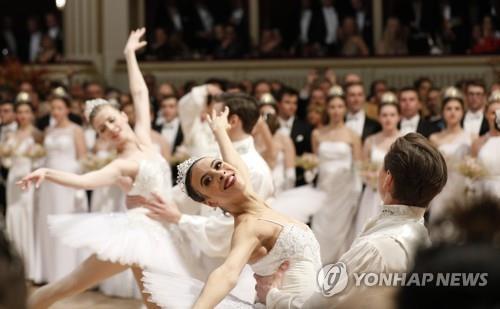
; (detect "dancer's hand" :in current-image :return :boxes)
[124,28,147,56]
[16,168,48,190]
[254,261,289,304]
[135,192,182,224]
[207,105,230,133]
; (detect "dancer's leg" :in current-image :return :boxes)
[132,266,160,309]
[28,254,127,309]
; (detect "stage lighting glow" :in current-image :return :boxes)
[55,0,66,9]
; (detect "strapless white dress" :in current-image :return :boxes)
[48,153,191,273]
[311,141,362,264]
[142,219,322,308]
[429,132,472,222]
[354,145,386,237]
[477,135,500,198]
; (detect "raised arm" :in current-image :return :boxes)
[123,28,152,145]
[17,159,135,191]
[207,106,252,190]
[192,220,259,309]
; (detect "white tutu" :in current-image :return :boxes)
[48,207,189,271]
[142,271,255,309]
[271,185,326,223]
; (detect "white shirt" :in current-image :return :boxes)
[278,116,294,137]
[161,117,180,153]
[197,6,213,32]
[29,31,42,62]
[300,10,312,43]
[322,6,338,44]
[463,110,484,136]
[266,204,430,308]
[346,110,366,137]
[400,114,420,135]
[0,122,17,143]
[48,27,60,40]
[356,11,365,32]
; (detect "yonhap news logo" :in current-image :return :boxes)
[317,262,489,297]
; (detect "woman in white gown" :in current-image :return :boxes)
[5,101,42,281]
[428,87,473,222]
[472,90,500,198]
[18,29,189,309]
[354,93,400,236]
[35,94,88,284]
[142,106,322,309]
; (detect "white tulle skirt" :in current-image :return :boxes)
[271,185,326,223]
[48,207,191,272]
[142,271,256,309]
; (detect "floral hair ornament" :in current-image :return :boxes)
[84,98,110,120]
[381,91,398,104]
[442,86,464,101]
[328,85,344,97]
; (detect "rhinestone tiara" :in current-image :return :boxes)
[176,156,204,193]
[84,98,110,120]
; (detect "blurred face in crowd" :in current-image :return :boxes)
[157,83,176,99]
[491,83,500,93]
[442,99,464,128]
[486,102,500,131]
[417,80,432,102]
[46,13,58,28]
[378,104,400,132]
[327,97,347,124]
[15,103,34,127]
[346,84,366,113]
[120,94,132,106]
[70,99,83,118]
[310,88,327,106]
[19,82,34,94]
[307,108,324,128]
[466,85,486,112]
[50,98,69,123]
[86,83,104,100]
[254,82,271,100]
[373,81,387,103]
[277,94,298,120]
[426,89,441,116]
[0,103,15,125]
[319,80,332,95]
[399,90,421,119]
[154,28,168,45]
[344,73,361,84]
[161,97,178,122]
[342,17,357,37]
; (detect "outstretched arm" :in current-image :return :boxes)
[17,159,135,191]
[123,28,152,145]
[192,220,259,309]
[207,106,252,189]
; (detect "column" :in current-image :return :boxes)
[249,0,259,47]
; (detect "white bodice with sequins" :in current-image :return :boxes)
[128,153,172,204]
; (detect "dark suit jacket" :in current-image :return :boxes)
[398,118,440,138]
[36,113,83,131]
[361,117,382,142]
[290,118,312,186]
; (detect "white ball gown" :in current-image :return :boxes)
[88,149,141,299]
[35,125,88,282]
[47,152,193,275]
[5,134,38,280]
[477,135,500,198]
[354,145,386,237]
[311,141,362,264]
[142,219,322,308]
[428,131,472,222]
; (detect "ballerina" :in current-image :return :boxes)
[18,28,187,309]
[142,106,322,308]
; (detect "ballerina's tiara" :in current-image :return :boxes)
[176,156,204,193]
[84,98,110,120]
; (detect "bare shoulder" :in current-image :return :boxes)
[429,132,442,145]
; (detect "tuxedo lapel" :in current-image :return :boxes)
[173,125,184,153]
[479,117,490,136]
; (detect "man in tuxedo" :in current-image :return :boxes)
[344,82,381,142]
[463,80,489,137]
[399,87,440,138]
[299,0,340,55]
[0,100,17,218]
[276,87,312,186]
[157,95,183,184]
[255,133,447,308]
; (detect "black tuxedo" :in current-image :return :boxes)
[36,113,83,131]
[155,121,184,184]
[361,117,382,142]
[289,118,312,186]
[398,118,440,138]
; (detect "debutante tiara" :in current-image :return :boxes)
[176,157,204,193]
[84,98,110,120]
[442,86,463,101]
[259,93,276,105]
[381,91,398,104]
[328,85,344,97]
[488,90,500,104]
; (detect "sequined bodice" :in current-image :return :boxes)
[250,224,321,276]
[128,153,172,201]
